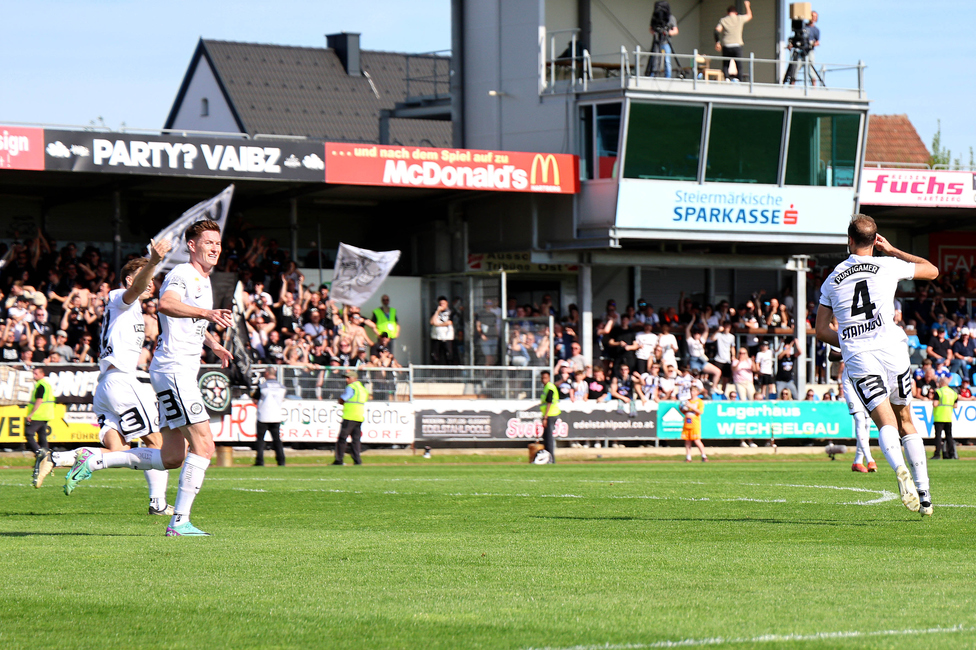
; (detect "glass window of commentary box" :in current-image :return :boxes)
[705,107,784,184]
[623,102,704,181]
[786,112,860,187]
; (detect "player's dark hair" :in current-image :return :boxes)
[727,4,736,12]
[120,257,150,287]
[184,219,220,242]
[848,214,877,249]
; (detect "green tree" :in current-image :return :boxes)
[930,119,951,168]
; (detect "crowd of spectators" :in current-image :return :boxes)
[0,231,405,378]
[3,226,970,410]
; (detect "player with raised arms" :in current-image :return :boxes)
[59,239,176,516]
[816,214,939,516]
[65,220,233,536]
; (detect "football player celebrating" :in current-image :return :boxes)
[65,220,233,536]
[59,239,175,516]
[816,215,939,516]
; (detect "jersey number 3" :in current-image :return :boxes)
[851,280,877,320]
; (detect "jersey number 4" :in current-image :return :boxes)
[851,280,877,320]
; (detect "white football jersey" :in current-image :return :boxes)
[98,289,146,374]
[150,263,213,374]
[820,255,915,362]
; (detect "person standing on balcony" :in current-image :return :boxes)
[714,1,752,81]
[371,294,400,358]
[647,1,679,78]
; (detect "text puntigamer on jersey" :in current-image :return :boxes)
[832,262,879,284]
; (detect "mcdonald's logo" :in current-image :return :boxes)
[530,154,560,186]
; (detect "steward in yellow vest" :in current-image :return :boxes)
[932,378,959,460]
[335,370,369,465]
[538,370,559,463]
[26,367,55,458]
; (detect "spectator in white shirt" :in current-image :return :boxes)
[755,340,775,398]
[709,320,736,394]
[634,322,659,375]
[657,323,679,368]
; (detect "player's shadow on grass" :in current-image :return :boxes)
[532,515,869,526]
[0,532,149,537]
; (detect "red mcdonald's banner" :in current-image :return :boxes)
[324,143,578,194]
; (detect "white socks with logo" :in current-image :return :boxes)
[51,450,77,467]
[95,447,166,471]
[145,469,170,511]
[901,433,930,498]
[852,412,874,465]
[878,425,906,471]
[171,453,210,526]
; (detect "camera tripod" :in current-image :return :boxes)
[645,29,683,78]
[782,47,824,86]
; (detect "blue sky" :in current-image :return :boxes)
[1,0,970,161]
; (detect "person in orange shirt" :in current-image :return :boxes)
[681,384,708,463]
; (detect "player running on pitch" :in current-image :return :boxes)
[65,220,233,536]
[816,214,938,516]
[58,239,176,516]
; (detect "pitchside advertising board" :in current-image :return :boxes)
[615,179,855,240]
[860,168,976,208]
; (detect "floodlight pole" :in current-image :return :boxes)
[791,255,810,392]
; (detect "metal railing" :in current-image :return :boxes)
[541,41,865,98]
[410,365,550,400]
[404,50,452,100]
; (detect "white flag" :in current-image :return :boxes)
[331,243,401,306]
[153,185,234,273]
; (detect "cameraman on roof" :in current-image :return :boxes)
[647,1,679,78]
[788,11,821,85]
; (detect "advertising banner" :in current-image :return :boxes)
[860,168,976,208]
[0,365,102,444]
[325,143,579,194]
[467,252,579,274]
[656,401,854,440]
[42,130,326,181]
[928,231,976,275]
[0,126,45,170]
[615,179,854,240]
[414,400,657,442]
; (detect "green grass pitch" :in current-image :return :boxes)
[2,455,976,649]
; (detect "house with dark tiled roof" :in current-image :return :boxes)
[164,34,452,147]
[864,114,931,166]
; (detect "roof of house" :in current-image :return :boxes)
[865,114,930,165]
[165,39,452,147]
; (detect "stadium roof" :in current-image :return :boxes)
[865,114,931,165]
[164,38,452,147]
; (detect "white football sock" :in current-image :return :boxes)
[853,412,873,464]
[96,447,165,471]
[145,469,169,510]
[51,450,77,467]
[878,425,907,471]
[171,453,210,526]
[902,433,930,496]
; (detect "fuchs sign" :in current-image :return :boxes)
[324,143,579,194]
[860,168,976,208]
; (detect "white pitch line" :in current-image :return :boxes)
[523,623,971,650]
